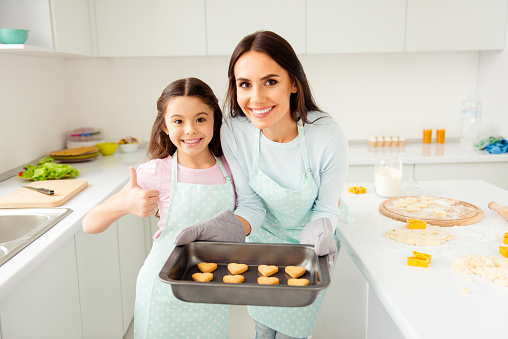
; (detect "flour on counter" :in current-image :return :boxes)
[383,226,455,246]
[453,255,508,287]
[460,286,471,294]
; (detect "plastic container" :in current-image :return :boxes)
[374,154,402,197]
[460,96,479,148]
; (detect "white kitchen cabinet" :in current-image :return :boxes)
[75,214,148,338]
[0,0,93,56]
[307,0,406,54]
[117,213,147,334]
[406,0,508,52]
[205,0,306,55]
[94,0,206,57]
[75,225,124,339]
[0,238,82,339]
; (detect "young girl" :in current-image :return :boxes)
[82,77,245,339]
[175,31,349,338]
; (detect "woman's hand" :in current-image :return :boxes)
[300,218,337,273]
[174,209,246,245]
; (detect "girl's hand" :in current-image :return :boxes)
[122,167,159,217]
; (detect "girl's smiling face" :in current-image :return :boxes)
[234,51,297,142]
[163,96,215,167]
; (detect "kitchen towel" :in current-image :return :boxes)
[485,139,508,154]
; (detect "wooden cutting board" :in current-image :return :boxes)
[379,195,484,226]
[0,179,88,208]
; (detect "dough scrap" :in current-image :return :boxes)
[453,255,508,287]
[393,199,408,208]
[406,205,421,212]
[432,209,447,218]
[383,226,454,246]
[460,286,470,294]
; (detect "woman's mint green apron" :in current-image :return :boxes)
[134,152,234,339]
[248,120,336,338]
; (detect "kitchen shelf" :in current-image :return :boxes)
[0,44,92,59]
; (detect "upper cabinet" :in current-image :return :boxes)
[0,0,93,56]
[1,0,507,58]
[307,0,407,54]
[94,0,207,57]
[205,0,306,55]
[406,0,508,52]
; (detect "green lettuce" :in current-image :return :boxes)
[21,157,79,181]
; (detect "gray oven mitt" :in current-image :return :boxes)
[174,209,245,246]
[300,217,337,273]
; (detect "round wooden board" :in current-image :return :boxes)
[379,196,484,226]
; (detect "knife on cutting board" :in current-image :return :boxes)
[23,186,54,195]
[0,180,88,208]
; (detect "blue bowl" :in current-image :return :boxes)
[0,29,29,44]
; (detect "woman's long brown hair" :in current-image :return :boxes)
[225,30,323,123]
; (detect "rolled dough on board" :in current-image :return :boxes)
[379,196,483,226]
[383,226,455,246]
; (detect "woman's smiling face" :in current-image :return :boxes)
[234,51,297,139]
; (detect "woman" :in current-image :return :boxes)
[175,31,348,338]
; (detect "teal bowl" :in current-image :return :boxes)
[0,29,29,44]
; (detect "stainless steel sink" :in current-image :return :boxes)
[0,208,72,266]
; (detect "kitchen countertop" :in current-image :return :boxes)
[1,140,507,335]
[0,146,149,301]
[339,180,508,339]
[349,141,508,165]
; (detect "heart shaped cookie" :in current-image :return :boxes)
[258,265,278,277]
[257,276,279,285]
[285,266,306,279]
[288,278,310,286]
[223,275,245,284]
[192,272,213,282]
[197,262,217,273]
[228,263,248,275]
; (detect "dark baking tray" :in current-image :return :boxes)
[159,241,330,307]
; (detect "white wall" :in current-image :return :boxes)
[0,50,489,174]
[477,20,508,139]
[0,54,69,173]
[65,51,479,144]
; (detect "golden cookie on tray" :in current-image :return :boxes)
[257,277,279,285]
[228,263,248,275]
[285,266,306,279]
[223,275,245,284]
[197,262,217,273]
[288,278,310,286]
[258,265,278,277]
[192,272,213,282]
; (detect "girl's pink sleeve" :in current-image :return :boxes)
[136,159,164,191]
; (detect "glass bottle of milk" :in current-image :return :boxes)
[375,154,403,197]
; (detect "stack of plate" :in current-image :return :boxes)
[49,146,99,163]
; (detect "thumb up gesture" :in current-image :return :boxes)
[123,167,159,217]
